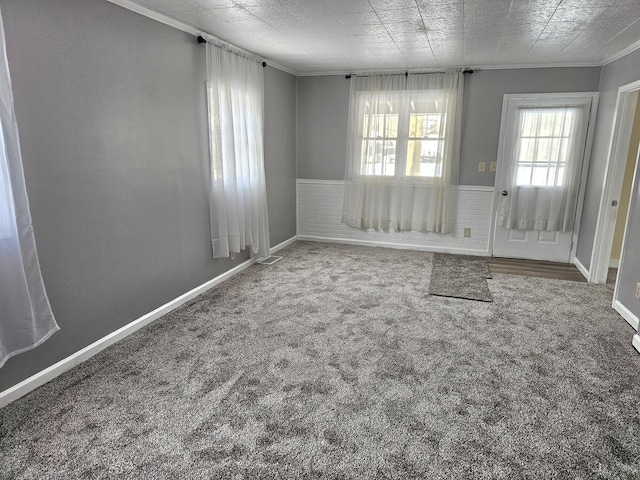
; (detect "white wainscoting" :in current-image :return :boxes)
[297,179,494,255]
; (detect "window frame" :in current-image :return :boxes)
[355,89,450,182]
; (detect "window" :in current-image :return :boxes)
[514,107,577,187]
[358,91,448,179]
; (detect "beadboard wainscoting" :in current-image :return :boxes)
[297,180,494,255]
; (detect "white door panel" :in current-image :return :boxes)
[493,94,597,263]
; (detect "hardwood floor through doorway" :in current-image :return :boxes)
[487,257,587,282]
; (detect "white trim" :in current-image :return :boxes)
[296,179,345,185]
[633,334,640,353]
[298,63,602,77]
[104,0,297,76]
[590,79,640,284]
[454,185,495,192]
[603,37,640,67]
[297,235,489,256]
[609,259,620,268]
[612,132,640,306]
[295,178,494,192]
[106,0,201,35]
[574,257,590,281]
[100,0,640,77]
[613,299,640,331]
[0,236,298,409]
[270,235,298,254]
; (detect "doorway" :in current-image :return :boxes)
[492,93,599,262]
[589,81,640,286]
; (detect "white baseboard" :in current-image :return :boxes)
[270,235,298,254]
[633,334,640,353]
[297,235,490,256]
[0,236,298,409]
[613,299,640,331]
[609,259,620,268]
[574,257,590,281]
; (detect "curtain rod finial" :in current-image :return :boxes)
[345,74,352,79]
[197,35,207,44]
[262,61,267,68]
[463,69,474,74]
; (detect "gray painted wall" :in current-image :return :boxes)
[576,48,640,270]
[578,48,640,322]
[296,68,601,185]
[0,0,296,391]
[618,153,640,324]
[297,75,349,181]
[264,66,297,245]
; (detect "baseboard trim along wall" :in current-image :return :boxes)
[0,236,298,409]
[613,299,640,331]
[297,235,490,256]
[296,180,494,255]
[633,334,640,353]
[574,257,590,281]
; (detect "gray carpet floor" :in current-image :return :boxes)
[1,241,639,479]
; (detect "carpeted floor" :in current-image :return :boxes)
[1,241,639,479]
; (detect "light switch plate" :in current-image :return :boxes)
[490,161,497,172]
[463,228,471,237]
[478,162,486,172]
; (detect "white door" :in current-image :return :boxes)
[493,94,597,262]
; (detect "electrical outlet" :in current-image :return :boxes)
[463,228,471,237]
[636,282,640,300]
[478,162,486,172]
[490,161,497,172]
[230,252,235,261]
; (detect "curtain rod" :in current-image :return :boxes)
[344,69,473,79]
[197,35,267,68]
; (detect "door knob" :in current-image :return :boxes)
[501,190,508,196]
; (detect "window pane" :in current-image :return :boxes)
[518,138,536,163]
[531,166,549,186]
[361,139,395,176]
[515,107,577,187]
[516,166,532,185]
[521,112,536,136]
[406,139,443,177]
[536,138,552,163]
[539,110,560,136]
[385,114,399,137]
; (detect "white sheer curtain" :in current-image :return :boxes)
[498,106,587,231]
[0,7,58,368]
[343,71,463,234]
[206,44,270,259]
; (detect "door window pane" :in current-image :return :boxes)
[515,107,576,187]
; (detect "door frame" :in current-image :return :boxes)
[490,92,600,262]
[589,79,640,284]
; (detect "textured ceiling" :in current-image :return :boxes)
[131,0,640,73]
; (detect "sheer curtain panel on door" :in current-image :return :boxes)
[206,43,270,259]
[497,105,588,231]
[0,6,58,368]
[343,71,464,234]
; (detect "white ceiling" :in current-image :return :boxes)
[129,0,640,74]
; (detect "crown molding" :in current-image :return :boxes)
[104,0,299,76]
[296,62,601,77]
[602,37,640,66]
[107,0,639,76]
